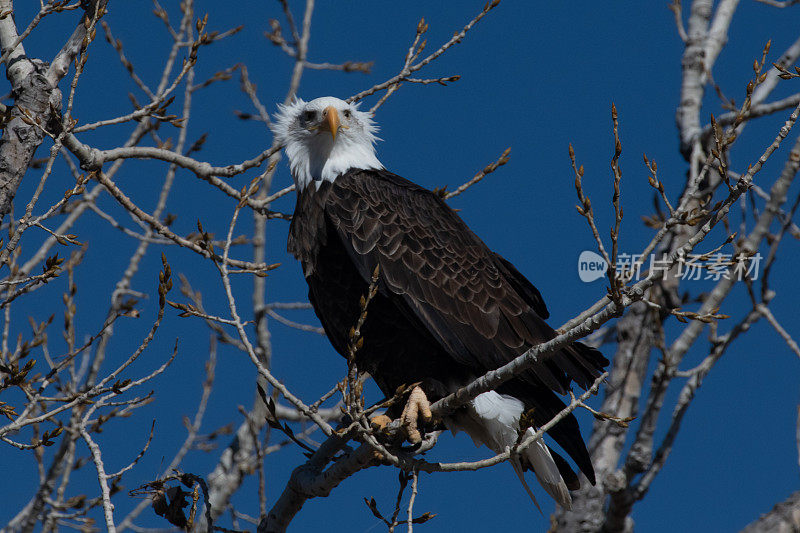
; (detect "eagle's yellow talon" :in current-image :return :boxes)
[401,386,431,444]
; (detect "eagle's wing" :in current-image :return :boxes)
[322,168,608,483]
[324,169,605,389]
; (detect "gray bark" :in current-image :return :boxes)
[0,36,61,218]
[741,492,800,533]
[0,0,107,221]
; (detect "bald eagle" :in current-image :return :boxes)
[273,96,608,509]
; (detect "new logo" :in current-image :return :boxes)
[578,250,607,282]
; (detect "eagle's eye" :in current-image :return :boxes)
[342,109,352,118]
[302,110,317,122]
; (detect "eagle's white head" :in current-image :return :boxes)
[272,96,383,190]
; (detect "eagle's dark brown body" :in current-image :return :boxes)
[288,168,608,484]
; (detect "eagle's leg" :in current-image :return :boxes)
[400,386,432,444]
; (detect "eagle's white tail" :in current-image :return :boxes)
[445,391,572,510]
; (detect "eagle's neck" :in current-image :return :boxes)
[287,136,383,191]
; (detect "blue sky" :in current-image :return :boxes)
[3,1,799,531]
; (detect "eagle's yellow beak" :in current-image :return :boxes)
[321,106,340,141]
